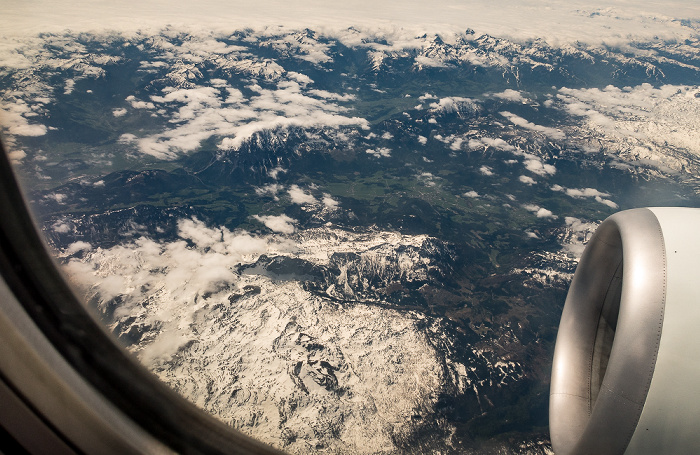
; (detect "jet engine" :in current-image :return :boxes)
[550,207,700,454]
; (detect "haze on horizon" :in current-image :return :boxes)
[2,0,699,45]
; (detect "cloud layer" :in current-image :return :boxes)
[2,1,698,48]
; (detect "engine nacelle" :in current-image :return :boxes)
[550,207,700,454]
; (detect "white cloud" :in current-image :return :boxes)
[253,214,297,234]
[500,111,565,140]
[596,198,619,209]
[46,193,67,203]
[381,132,394,140]
[322,194,339,208]
[519,175,536,185]
[112,108,127,117]
[418,172,436,187]
[463,190,479,198]
[0,100,48,136]
[126,95,156,110]
[62,217,292,358]
[414,55,451,68]
[468,137,515,152]
[523,204,557,219]
[8,149,26,164]
[287,71,313,85]
[523,158,556,176]
[255,183,284,199]
[366,147,391,158]
[288,185,317,205]
[417,135,427,145]
[268,166,286,179]
[64,79,75,95]
[479,165,494,176]
[65,241,93,255]
[52,221,72,233]
[493,89,526,102]
[307,89,356,101]
[449,137,463,151]
[565,216,597,233]
[551,184,618,208]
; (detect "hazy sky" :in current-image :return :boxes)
[2,1,699,44]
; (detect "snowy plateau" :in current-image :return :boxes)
[63,223,491,453]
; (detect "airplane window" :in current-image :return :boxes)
[2,2,699,453]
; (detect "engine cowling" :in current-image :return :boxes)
[550,207,700,455]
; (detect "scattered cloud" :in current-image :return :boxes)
[52,221,73,233]
[65,241,93,255]
[126,95,156,110]
[524,204,557,219]
[46,193,67,203]
[64,79,75,95]
[322,194,339,209]
[479,165,494,176]
[414,55,451,68]
[253,214,298,234]
[366,147,391,158]
[8,149,26,164]
[62,218,295,360]
[449,137,464,151]
[117,75,368,159]
[551,184,618,208]
[288,185,317,205]
[418,172,437,187]
[468,137,515,152]
[0,100,48,136]
[255,183,284,199]
[523,157,556,176]
[493,89,526,102]
[500,111,565,140]
[519,175,536,185]
[268,166,287,179]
